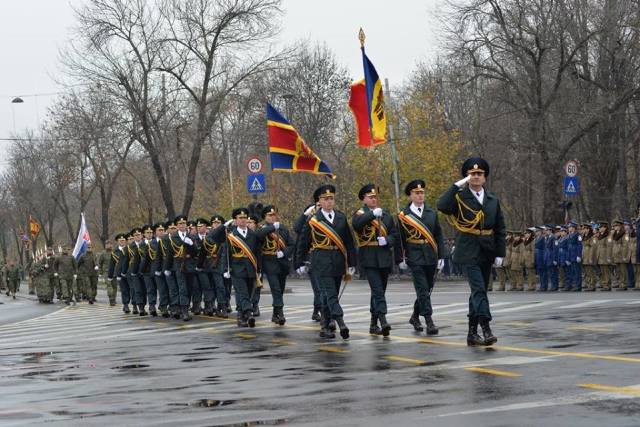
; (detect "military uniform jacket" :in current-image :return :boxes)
[116,245,130,277]
[595,231,612,265]
[98,251,111,275]
[126,241,146,276]
[351,206,399,269]
[43,256,56,278]
[77,252,98,277]
[567,232,583,263]
[612,231,627,264]
[210,225,261,278]
[108,248,123,279]
[295,210,356,277]
[54,255,77,279]
[165,232,199,273]
[397,203,444,266]
[143,238,163,275]
[256,224,295,276]
[582,234,595,265]
[437,184,506,265]
[197,233,224,273]
[522,237,535,269]
[534,236,545,269]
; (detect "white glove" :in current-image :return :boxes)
[183,237,193,245]
[296,266,308,275]
[347,267,356,276]
[576,257,581,263]
[276,250,284,259]
[377,236,387,246]
[553,261,557,265]
[399,261,408,270]
[455,175,471,188]
[494,257,504,267]
[223,271,231,279]
[73,274,77,279]
[437,258,445,271]
[372,208,383,218]
[565,261,571,266]
[54,272,58,277]
[304,206,315,216]
[44,264,49,268]
[154,271,162,276]
[163,270,171,277]
[116,277,121,281]
[273,222,280,230]
[94,266,99,271]
[224,219,234,227]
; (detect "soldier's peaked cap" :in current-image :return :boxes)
[313,184,336,202]
[142,224,153,233]
[174,215,188,224]
[261,205,277,219]
[210,214,225,224]
[404,179,426,196]
[358,183,379,200]
[152,223,165,231]
[196,218,209,227]
[232,207,249,219]
[462,157,490,177]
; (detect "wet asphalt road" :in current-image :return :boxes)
[1,278,640,426]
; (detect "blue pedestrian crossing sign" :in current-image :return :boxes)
[247,173,266,194]
[563,176,579,195]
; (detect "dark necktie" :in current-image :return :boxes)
[417,207,422,215]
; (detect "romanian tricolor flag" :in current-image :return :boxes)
[29,215,40,239]
[348,45,387,148]
[266,103,334,178]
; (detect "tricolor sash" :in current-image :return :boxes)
[398,211,438,252]
[270,232,287,250]
[372,219,388,237]
[309,216,347,256]
[227,231,262,287]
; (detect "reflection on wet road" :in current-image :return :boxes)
[1,280,640,426]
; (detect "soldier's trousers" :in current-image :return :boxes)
[36,277,53,301]
[154,273,169,309]
[107,278,118,303]
[495,267,506,290]
[582,265,596,290]
[558,266,566,289]
[599,265,611,289]
[209,272,227,306]
[538,266,548,290]
[164,271,179,307]
[409,264,436,317]
[128,274,146,306]
[364,267,389,315]
[317,275,344,322]
[143,275,156,306]
[8,279,19,294]
[196,271,212,310]
[191,272,204,310]
[309,271,322,309]
[224,277,232,306]
[251,285,261,308]
[547,266,559,290]
[118,276,131,304]
[509,269,523,290]
[76,276,86,297]
[266,273,287,307]
[84,276,98,300]
[54,277,62,299]
[28,277,35,294]
[59,277,76,301]
[570,264,582,290]
[627,263,635,288]
[231,276,255,316]
[634,265,640,289]
[173,270,191,307]
[525,267,537,290]
[616,263,628,289]
[464,261,493,322]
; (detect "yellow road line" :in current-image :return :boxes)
[503,321,531,327]
[318,346,349,353]
[465,367,522,377]
[578,383,640,396]
[567,326,612,332]
[271,338,294,345]
[384,355,426,365]
[234,333,256,339]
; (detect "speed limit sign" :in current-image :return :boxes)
[247,157,263,174]
[564,160,578,177]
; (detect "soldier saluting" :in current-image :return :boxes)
[437,157,506,346]
[351,184,399,336]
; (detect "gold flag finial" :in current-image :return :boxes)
[358,28,365,48]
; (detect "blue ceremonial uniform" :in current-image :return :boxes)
[535,235,547,290]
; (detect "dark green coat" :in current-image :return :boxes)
[351,205,398,269]
[437,184,506,265]
[209,226,262,278]
[397,203,445,266]
[256,224,295,276]
[77,251,98,277]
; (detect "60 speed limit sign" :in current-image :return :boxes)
[564,160,578,177]
[247,157,263,174]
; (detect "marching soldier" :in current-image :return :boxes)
[629,223,639,290]
[186,219,203,314]
[113,233,132,312]
[293,203,323,322]
[246,212,262,316]
[148,223,169,317]
[209,208,262,327]
[257,205,295,325]
[98,240,118,306]
[296,185,357,339]
[566,221,583,291]
[555,226,569,290]
[127,227,148,315]
[397,179,445,335]
[161,220,181,319]
[351,184,399,336]
[6,260,20,299]
[437,157,506,346]
[42,248,57,303]
[194,218,214,316]
[611,219,628,290]
[77,243,99,304]
[522,228,537,291]
[54,246,78,305]
[140,225,159,316]
[596,221,612,291]
[581,223,597,291]
[208,215,230,316]
[165,216,197,321]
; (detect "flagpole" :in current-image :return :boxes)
[384,78,401,213]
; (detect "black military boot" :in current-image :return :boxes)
[480,320,497,346]
[182,306,192,322]
[425,316,439,335]
[253,304,261,317]
[161,307,170,318]
[220,304,229,319]
[277,306,286,326]
[271,307,278,323]
[311,306,321,321]
[409,309,424,332]
[320,319,335,339]
[149,305,158,317]
[369,314,381,335]
[328,319,337,332]
[172,305,181,319]
[192,304,201,315]
[132,305,139,315]
[139,305,148,316]
[123,304,130,314]
[379,314,391,337]
[238,312,248,327]
[336,317,350,339]
[110,300,116,307]
[248,314,256,328]
[466,319,484,346]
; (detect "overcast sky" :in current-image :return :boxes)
[0,0,441,170]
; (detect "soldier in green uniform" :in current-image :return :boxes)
[32,257,45,302]
[596,221,612,290]
[581,224,597,291]
[110,234,131,312]
[522,228,537,291]
[139,225,158,316]
[165,216,198,321]
[127,227,148,315]
[611,219,628,290]
[77,244,99,304]
[6,260,20,299]
[509,232,524,291]
[256,205,295,326]
[437,157,506,346]
[161,220,181,319]
[351,184,399,336]
[246,212,262,316]
[99,240,118,306]
[54,246,78,305]
[0,259,6,291]
[296,185,357,339]
[397,179,445,335]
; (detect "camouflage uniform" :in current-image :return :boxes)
[98,246,117,305]
[509,233,524,291]
[54,251,78,303]
[77,248,99,303]
[6,264,20,298]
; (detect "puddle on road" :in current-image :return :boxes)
[194,346,220,351]
[546,343,579,349]
[19,368,65,378]
[182,358,215,363]
[111,363,150,370]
